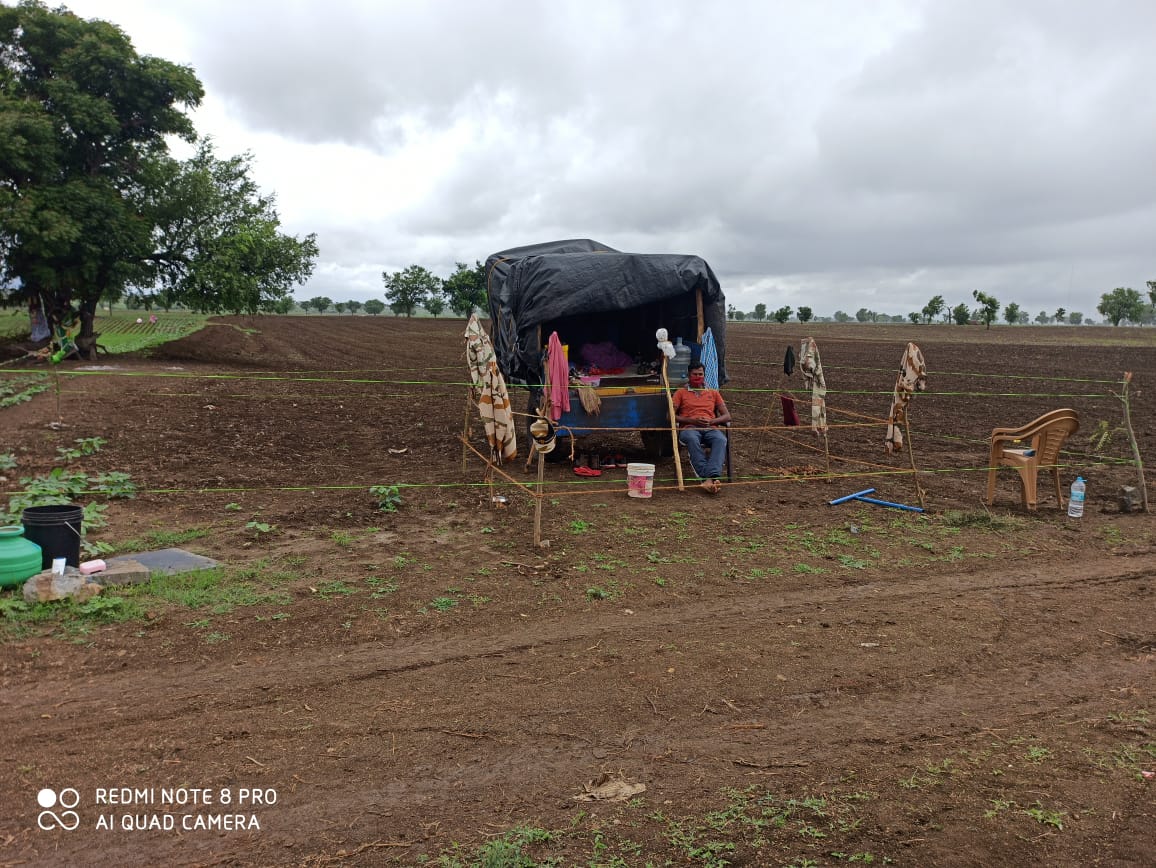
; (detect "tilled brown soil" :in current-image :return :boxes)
[1,317,1153,867]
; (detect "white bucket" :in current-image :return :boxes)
[626,463,656,498]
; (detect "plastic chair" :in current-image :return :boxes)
[985,409,1079,511]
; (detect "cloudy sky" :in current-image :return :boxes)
[55,0,1156,317]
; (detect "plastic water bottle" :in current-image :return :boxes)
[669,337,692,382]
[1067,476,1086,519]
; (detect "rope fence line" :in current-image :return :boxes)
[14,457,1126,501]
[0,367,1119,399]
[727,358,1123,384]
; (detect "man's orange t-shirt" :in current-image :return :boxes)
[673,388,724,427]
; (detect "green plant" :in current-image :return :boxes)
[315,581,357,599]
[430,596,459,612]
[1021,802,1064,829]
[245,520,275,536]
[224,502,242,511]
[370,484,403,513]
[330,530,354,547]
[366,576,399,598]
[569,519,590,534]
[90,471,136,499]
[584,581,622,601]
[1025,745,1052,763]
[984,798,1014,819]
[0,452,16,471]
[56,437,106,461]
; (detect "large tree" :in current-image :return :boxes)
[951,303,971,325]
[383,264,440,317]
[441,261,487,317]
[921,294,945,324]
[972,291,999,329]
[0,2,316,354]
[1003,302,1022,325]
[1097,287,1144,326]
[139,143,317,315]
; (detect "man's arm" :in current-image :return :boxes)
[712,394,732,427]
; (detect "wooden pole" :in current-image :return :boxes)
[533,448,545,546]
[661,356,686,491]
[1116,372,1149,513]
[461,391,473,473]
[903,415,926,510]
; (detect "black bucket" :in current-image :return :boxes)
[21,504,83,569]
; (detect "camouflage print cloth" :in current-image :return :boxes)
[799,337,828,437]
[885,342,927,453]
[465,314,517,465]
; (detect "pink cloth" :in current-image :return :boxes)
[546,331,571,422]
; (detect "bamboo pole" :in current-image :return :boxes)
[461,391,473,473]
[1116,372,1149,513]
[661,356,686,491]
[533,449,546,546]
[903,415,926,510]
[459,436,538,497]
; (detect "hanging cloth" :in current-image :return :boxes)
[798,337,828,437]
[546,331,571,422]
[783,345,796,376]
[781,394,800,426]
[885,342,927,453]
[700,327,720,389]
[464,314,517,465]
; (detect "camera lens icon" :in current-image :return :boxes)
[36,788,80,831]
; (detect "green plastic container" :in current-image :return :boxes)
[0,525,43,587]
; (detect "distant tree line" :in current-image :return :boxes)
[725,281,1156,328]
[291,262,488,318]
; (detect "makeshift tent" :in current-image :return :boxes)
[485,239,727,388]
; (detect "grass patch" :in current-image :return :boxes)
[113,527,210,552]
[0,590,146,640]
[119,567,291,613]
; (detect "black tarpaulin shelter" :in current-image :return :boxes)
[485,239,727,387]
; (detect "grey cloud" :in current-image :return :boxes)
[73,0,1156,316]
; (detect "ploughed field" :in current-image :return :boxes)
[1,316,1154,867]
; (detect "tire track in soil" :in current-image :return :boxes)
[10,554,1155,727]
[8,560,1151,868]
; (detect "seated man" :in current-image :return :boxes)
[673,362,732,493]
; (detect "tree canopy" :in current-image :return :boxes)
[1097,287,1145,326]
[383,264,439,317]
[921,294,945,324]
[441,261,487,317]
[972,291,1000,329]
[0,1,317,352]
